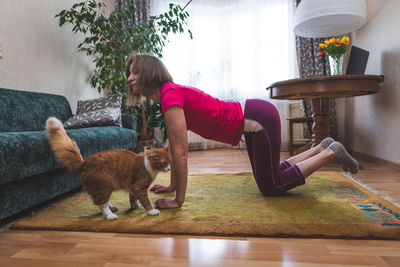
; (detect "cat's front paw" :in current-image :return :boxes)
[147,209,160,216]
[105,213,118,221]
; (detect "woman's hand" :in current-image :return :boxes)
[149,184,175,193]
[155,198,182,209]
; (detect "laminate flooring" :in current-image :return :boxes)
[1,148,399,267]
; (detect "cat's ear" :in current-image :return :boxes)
[163,144,170,152]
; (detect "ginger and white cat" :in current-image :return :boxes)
[45,117,171,220]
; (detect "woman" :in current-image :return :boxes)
[126,54,359,209]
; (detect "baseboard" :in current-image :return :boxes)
[349,150,400,170]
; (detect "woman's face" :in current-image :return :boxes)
[127,63,142,94]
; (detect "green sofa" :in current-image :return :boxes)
[0,88,137,221]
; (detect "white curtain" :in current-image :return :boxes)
[151,0,297,150]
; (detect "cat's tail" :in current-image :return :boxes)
[46,117,83,173]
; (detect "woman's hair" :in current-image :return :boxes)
[125,54,173,105]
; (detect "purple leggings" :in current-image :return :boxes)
[244,99,305,196]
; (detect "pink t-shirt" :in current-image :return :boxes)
[160,83,244,146]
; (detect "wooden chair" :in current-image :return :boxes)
[286,116,313,156]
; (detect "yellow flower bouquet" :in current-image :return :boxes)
[317,36,350,75]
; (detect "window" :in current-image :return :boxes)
[151,0,297,101]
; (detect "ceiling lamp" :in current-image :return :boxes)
[294,0,367,38]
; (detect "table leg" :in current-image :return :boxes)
[310,98,330,146]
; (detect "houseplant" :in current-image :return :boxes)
[55,0,192,95]
[317,36,350,75]
[55,0,192,149]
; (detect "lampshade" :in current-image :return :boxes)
[294,0,367,38]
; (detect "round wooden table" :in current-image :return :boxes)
[267,74,384,148]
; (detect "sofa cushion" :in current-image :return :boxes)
[0,126,137,184]
[64,108,121,129]
[77,95,122,126]
[0,88,73,132]
[121,114,139,130]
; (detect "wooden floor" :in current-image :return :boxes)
[1,148,400,267]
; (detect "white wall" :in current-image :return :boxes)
[0,0,115,113]
[340,0,400,163]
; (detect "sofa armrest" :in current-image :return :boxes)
[121,114,138,131]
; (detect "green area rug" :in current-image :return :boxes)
[12,172,400,239]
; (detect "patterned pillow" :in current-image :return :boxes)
[76,95,122,126]
[63,108,121,129]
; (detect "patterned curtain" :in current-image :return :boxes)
[117,0,152,137]
[115,0,150,23]
[118,0,150,111]
[295,0,338,139]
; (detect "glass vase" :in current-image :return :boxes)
[328,54,344,75]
